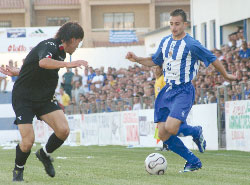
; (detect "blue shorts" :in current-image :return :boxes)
[154,82,195,123]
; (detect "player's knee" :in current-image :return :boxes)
[57,125,70,140]
[164,124,178,135]
[158,128,168,141]
[21,140,34,152]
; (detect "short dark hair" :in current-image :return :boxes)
[170,9,187,22]
[55,22,84,42]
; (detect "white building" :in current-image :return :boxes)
[191,0,250,49]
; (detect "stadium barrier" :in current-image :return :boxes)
[225,100,250,151]
[1,101,250,152]
[32,103,218,150]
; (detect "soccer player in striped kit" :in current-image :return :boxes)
[126,9,236,172]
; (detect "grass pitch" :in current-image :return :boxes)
[0,145,249,185]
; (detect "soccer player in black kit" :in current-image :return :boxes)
[0,22,88,181]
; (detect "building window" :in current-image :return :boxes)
[104,13,134,29]
[201,23,207,47]
[210,20,216,49]
[193,25,197,40]
[160,12,170,28]
[47,17,70,26]
[0,21,11,27]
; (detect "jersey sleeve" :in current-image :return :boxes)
[152,37,167,66]
[38,41,58,61]
[189,39,217,67]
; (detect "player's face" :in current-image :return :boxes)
[64,38,82,55]
[169,15,187,39]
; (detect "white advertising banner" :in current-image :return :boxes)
[121,111,139,146]
[181,103,219,150]
[0,27,59,53]
[138,109,162,147]
[81,114,99,146]
[225,100,250,151]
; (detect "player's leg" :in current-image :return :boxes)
[177,121,206,153]
[13,124,34,181]
[36,109,69,177]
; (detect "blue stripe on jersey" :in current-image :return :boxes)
[172,40,182,60]
[180,45,189,83]
[164,38,173,58]
[189,52,197,81]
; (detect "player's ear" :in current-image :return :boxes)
[183,21,188,28]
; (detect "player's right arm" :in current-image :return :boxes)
[0,65,20,76]
[39,58,88,69]
[125,52,156,67]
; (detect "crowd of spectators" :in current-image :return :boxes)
[57,27,249,114]
[0,28,249,114]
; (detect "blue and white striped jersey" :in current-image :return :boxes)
[152,33,217,85]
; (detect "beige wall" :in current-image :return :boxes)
[0,14,25,27]
[35,10,80,26]
[91,4,150,29]
[155,5,190,28]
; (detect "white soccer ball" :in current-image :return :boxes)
[145,153,167,175]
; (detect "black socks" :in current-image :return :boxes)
[44,133,64,154]
[14,144,31,171]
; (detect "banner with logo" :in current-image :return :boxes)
[138,109,162,147]
[225,100,250,151]
[109,30,138,43]
[0,27,59,52]
[121,111,139,145]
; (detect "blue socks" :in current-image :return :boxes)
[164,135,200,164]
[177,121,199,138]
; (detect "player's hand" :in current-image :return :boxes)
[0,65,20,76]
[125,52,138,63]
[66,60,88,68]
[224,74,237,81]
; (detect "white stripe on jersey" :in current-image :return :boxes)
[184,50,192,83]
[193,60,200,79]
[173,40,186,84]
[162,37,171,60]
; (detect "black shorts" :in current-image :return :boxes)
[12,96,61,125]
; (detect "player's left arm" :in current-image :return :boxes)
[211,59,237,81]
[189,40,236,81]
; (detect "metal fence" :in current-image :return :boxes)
[65,81,250,148]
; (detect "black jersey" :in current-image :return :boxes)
[12,38,66,101]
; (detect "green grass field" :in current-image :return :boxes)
[0,145,250,185]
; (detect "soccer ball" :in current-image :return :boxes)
[145,153,167,175]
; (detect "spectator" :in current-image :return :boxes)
[153,65,166,97]
[82,67,89,93]
[144,84,154,97]
[214,50,224,61]
[71,68,82,89]
[9,60,18,82]
[0,65,7,93]
[87,67,96,90]
[236,28,244,48]
[71,81,85,105]
[239,41,250,59]
[62,68,74,98]
[132,96,142,110]
[58,87,70,107]
[207,91,217,103]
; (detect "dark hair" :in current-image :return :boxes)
[170,9,187,22]
[55,22,84,42]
